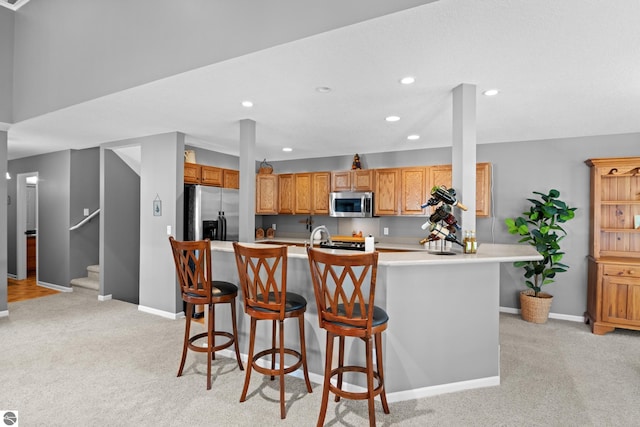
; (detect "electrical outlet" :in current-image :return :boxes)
[83,208,89,216]
[272,223,277,230]
[383,227,389,235]
[166,225,172,235]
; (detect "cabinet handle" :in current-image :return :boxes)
[629,270,635,275]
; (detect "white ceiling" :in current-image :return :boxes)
[6,0,640,161]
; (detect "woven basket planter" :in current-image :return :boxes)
[519,290,553,324]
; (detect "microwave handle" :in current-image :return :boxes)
[364,197,371,214]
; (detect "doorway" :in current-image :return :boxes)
[16,172,38,280]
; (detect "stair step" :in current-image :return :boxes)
[70,276,99,291]
[87,265,100,281]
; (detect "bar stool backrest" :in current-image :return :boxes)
[169,237,212,302]
[233,243,289,319]
[307,248,379,336]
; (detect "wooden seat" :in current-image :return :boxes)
[169,237,243,390]
[307,248,390,427]
[232,242,313,419]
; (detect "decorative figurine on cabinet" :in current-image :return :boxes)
[352,153,362,170]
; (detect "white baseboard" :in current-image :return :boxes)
[387,376,500,403]
[499,306,585,323]
[138,305,182,319]
[98,294,112,302]
[38,281,72,292]
[0,310,8,318]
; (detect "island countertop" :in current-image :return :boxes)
[211,240,542,266]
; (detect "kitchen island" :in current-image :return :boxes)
[208,241,540,402]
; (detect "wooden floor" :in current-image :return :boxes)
[7,275,60,303]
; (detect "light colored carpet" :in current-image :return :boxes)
[1,287,639,426]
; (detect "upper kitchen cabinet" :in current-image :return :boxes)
[223,169,239,189]
[278,174,295,214]
[401,167,428,215]
[184,162,239,189]
[285,172,331,215]
[256,174,278,215]
[184,162,201,184]
[427,163,492,217]
[201,165,223,186]
[374,168,400,216]
[331,169,374,192]
[312,172,331,215]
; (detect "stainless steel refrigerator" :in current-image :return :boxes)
[184,184,239,242]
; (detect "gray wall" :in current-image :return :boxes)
[0,7,13,123]
[138,132,184,314]
[102,149,140,304]
[0,131,7,313]
[11,0,432,121]
[7,150,71,286]
[257,134,639,317]
[69,148,100,281]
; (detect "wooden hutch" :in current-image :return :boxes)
[585,157,640,334]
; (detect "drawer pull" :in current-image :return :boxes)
[629,270,635,275]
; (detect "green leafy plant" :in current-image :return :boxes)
[505,189,577,296]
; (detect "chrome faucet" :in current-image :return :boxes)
[310,225,332,248]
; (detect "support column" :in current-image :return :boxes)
[239,119,256,242]
[452,83,477,233]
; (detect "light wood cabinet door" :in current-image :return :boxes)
[312,172,331,214]
[331,171,352,192]
[201,165,223,186]
[256,174,278,215]
[401,167,427,215]
[426,163,492,217]
[223,169,239,189]
[353,169,374,191]
[278,174,295,214]
[184,163,201,184]
[331,169,374,192]
[602,275,640,326]
[294,173,312,214]
[374,168,400,216]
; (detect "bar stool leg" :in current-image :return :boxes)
[375,332,390,413]
[279,319,286,419]
[207,303,214,390]
[230,298,244,370]
[211,303,216,361]
[271,320,277,380]
[317,332,335,427]
[178,303,193,378]
[334,336,345,402]
[298,314,313,392]
[240,317,258,402]
[365,335,376,426]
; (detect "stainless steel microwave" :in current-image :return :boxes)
[329,192,374,217]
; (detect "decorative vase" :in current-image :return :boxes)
[519,290,553,324]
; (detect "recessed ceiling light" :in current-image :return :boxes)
[316,86,332,93]
[5,172,11,180]
[400,76,415,85]
[385,116,400,122]
[241,100,253,108]
[282,147,293,152]
[407,134,420,141]
[482,89,499,96]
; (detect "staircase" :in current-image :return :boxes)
[70,265,100,291]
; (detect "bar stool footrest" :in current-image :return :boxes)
[251,348,303,376]
[187,331,236,353]
[329,365,384,401]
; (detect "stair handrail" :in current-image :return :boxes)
[69,208,100,231]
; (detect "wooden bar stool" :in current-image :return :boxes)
[232,242,313,419]
[169,237,243,390]
[307,248,390,427]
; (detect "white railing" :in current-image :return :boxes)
[69,209,100,231]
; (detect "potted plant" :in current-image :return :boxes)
[505,189,577,323]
